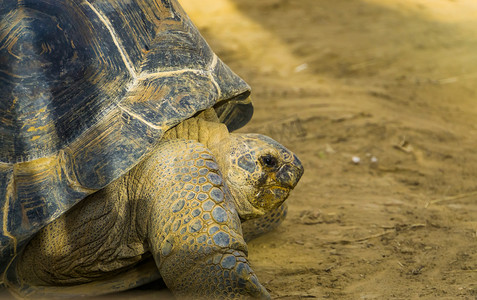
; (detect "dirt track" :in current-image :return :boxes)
[181,0,477,298]
[3,0,477,299]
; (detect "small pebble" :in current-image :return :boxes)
[352,156,361,164]
[294,63,308,73]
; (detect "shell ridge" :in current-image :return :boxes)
[138,68,209,80]
[117,104,163,131]
[2,168,17,257]
[83,0,137,79]
[208,54,222,101]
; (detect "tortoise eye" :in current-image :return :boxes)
[261,154,278,168]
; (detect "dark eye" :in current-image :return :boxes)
[261,154,278,168]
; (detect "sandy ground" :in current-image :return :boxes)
[3,0,477,299]
[180,0,477,299]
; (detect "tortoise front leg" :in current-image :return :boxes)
[135,140,269,299]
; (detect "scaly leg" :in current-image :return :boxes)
[135,140,269,299]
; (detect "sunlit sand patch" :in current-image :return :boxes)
[180,0,306,78]
[363,0,477,23]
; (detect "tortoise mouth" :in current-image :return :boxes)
[251,186,291,212]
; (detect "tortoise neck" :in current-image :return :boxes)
[163,118,231,170]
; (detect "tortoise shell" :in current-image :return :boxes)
[0,0,252,276]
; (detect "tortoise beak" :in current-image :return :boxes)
[276,154,304,189]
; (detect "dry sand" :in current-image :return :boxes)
[181,0,477,298]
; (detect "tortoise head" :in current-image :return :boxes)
[224,134,304,220]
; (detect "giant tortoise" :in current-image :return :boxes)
[0,0,304,299]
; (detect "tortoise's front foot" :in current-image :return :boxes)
[164,249,270,299]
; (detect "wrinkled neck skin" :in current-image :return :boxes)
[163,115,262,220]
[163,116,230,171]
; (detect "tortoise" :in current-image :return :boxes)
[0,0,304,299]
